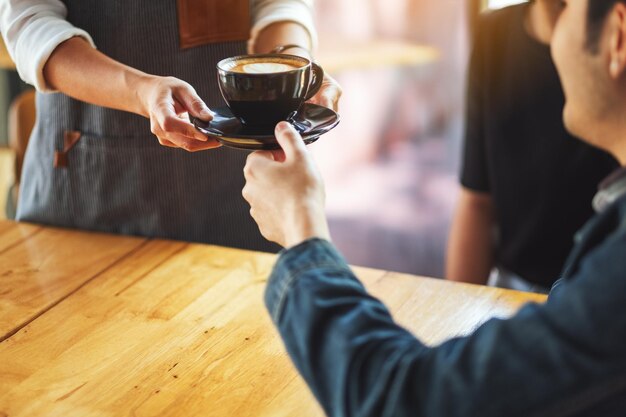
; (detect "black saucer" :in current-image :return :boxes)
[190,103,340,150]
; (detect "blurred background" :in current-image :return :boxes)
[0,0,525,278]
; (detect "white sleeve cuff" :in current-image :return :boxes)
[249,0,318,54]
[16,18,96,92]
[10,11,96,92]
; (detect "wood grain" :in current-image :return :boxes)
[0,221,41,253]
[0,221,547,417]
[0,223,146,339]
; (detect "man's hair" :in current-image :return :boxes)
[587,0,626,51]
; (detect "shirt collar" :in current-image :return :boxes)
[593,166,626,212]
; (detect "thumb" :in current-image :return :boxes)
[274,122,306,161]
[176,85,214,121]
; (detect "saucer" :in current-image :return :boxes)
[190,103,340,150]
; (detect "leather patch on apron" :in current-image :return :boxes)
[177,0,250,49]
[53,130,82,168]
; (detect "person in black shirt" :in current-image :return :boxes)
[446,0,618,292]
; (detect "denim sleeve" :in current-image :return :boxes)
[265,237,626,417]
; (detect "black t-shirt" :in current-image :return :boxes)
[461,4,618,287]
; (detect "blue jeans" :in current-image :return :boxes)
[265,196,626,416]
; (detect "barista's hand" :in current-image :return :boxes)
[242,122,330,248]
[138,76,221,152]
[308,73,342,112]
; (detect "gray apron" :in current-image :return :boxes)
[17,0,279,252]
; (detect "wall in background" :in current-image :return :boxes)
[311,0,469,277]
[0,71,9,146]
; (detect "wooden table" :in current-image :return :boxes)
[0,221,547,416]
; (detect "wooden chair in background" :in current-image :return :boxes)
[7,89,35,217]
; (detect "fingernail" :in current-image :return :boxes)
[276,121,290,132]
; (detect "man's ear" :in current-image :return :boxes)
[609,3,626,79]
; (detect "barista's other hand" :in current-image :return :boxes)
[138,76,221,152]
[242,122,330,248]
[308,73,342,112]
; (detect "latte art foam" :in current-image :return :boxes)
[240,62,299,74]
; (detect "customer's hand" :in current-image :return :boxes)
[308,73,342,112]
[137,76,221,152]
[242,122,331,248]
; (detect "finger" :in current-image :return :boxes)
[247,150,276,164]
[183,140,222,152]
[255,150,279,161]
[270,149,287,162]
[241,188,265,218]
[308,89,340,111]
[321,85,342,111]
[158,109,208,142]
[244,151,275,180]
[158,138,179,148]
[241,183,253,205]
[174,84,214,121]
[163,132,221,152]
[274,122,306,161]
[319,94,336,111]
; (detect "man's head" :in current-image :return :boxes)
[552,0,626,162]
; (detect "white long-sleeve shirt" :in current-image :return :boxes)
[0,0,316,92]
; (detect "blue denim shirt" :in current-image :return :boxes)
[264,169,626,417]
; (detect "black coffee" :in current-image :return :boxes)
[227,98,303,127]
[217,54,324,127]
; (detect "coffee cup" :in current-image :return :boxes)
[216,54,324,127]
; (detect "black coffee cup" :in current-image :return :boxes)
[217,54,324,127]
